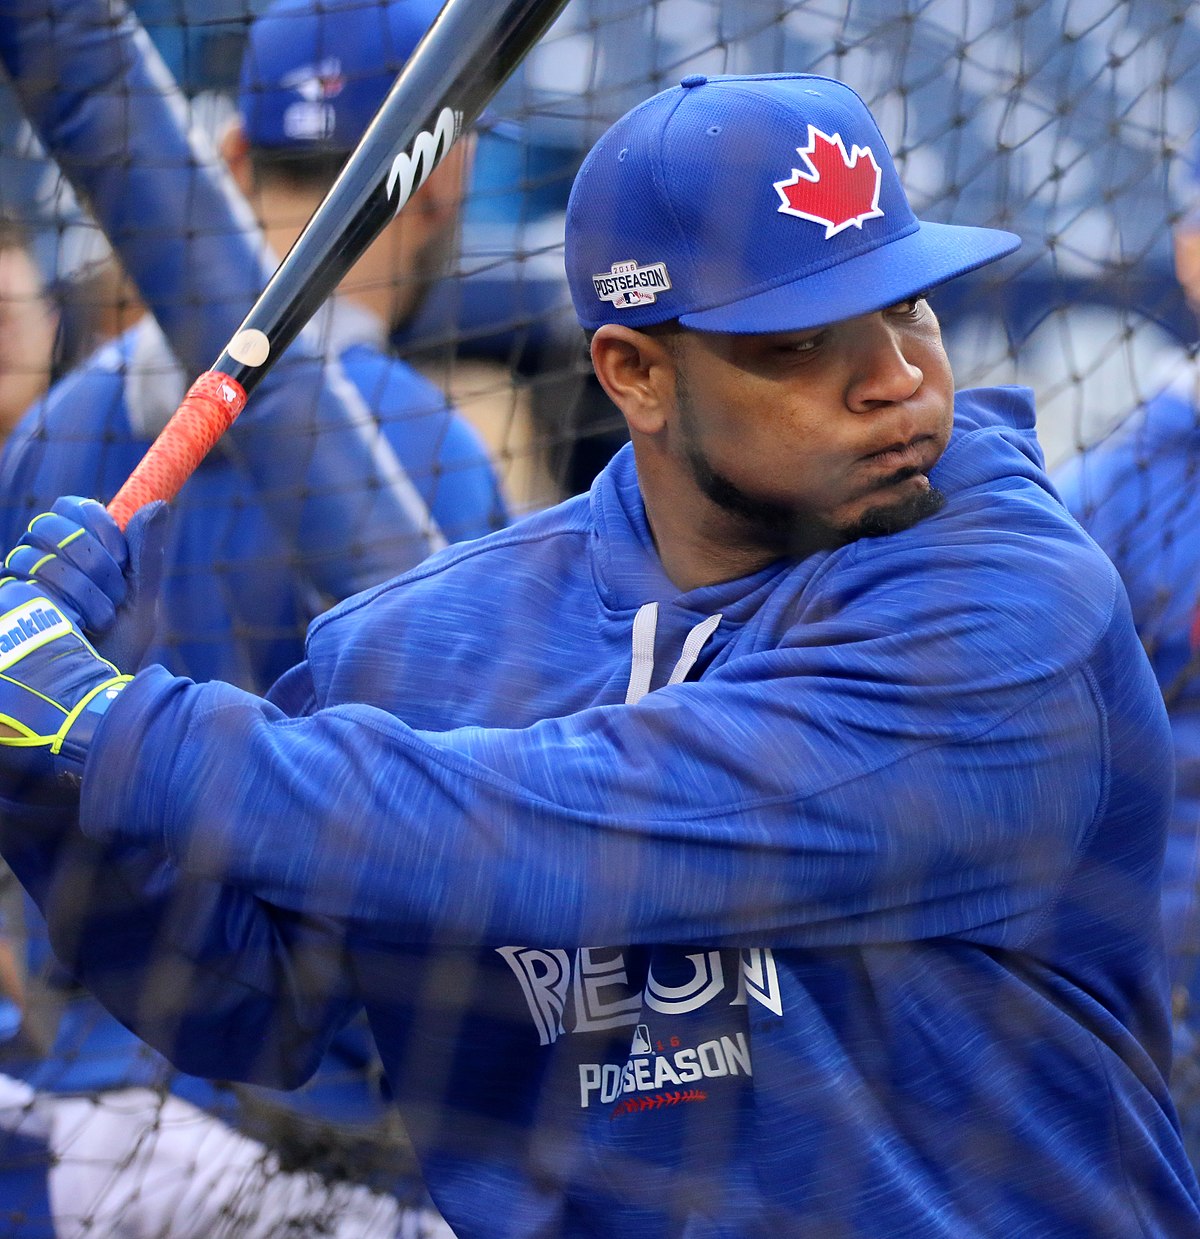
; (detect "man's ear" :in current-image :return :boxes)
[590,325,677,436]
[1175,225,1200,313]
[219,122,254,198]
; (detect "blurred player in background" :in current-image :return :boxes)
[0,71,1196,1237]
[1053,137,1200,1171]
[0,0,506,692]
[0,0,509,1232]
[0,216,56,446]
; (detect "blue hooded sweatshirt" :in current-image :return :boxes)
[1054,374,1200,1163]
[0,307,507,1186]
[1055,376,1200,971]
[2,386,1197,1237]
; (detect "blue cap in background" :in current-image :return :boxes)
[565,73,1021,333]
[238,0,443,152]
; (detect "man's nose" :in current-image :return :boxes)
[845,317,924,412]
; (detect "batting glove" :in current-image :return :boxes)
[1,496,169,671]
[0,579,131,802]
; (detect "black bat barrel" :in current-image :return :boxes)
[214,0,571,394]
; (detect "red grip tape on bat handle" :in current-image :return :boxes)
[107,371,248,531]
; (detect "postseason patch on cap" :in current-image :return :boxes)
[592,259,672,309]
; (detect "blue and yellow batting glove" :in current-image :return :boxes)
[1,496,168,673]
[1,497,128,630]
[0,581,131,801]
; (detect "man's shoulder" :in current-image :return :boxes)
[826,399,1123,671]
[22,336,135,435]
[306,493,594,645]
[943,384,1045,474]
[951,384,1038,434]
[339,343,450,416]
[932,385,1068,524]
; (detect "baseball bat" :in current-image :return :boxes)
[104,0,570,529]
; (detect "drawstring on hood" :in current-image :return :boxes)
[624,602,723,705]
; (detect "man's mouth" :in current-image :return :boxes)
[862,434,936,472]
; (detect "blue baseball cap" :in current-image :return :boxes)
[566,73,1020,333]
[239,0,443,152]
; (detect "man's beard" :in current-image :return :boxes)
[389,215,460,336]
[684,440,945,552]
[848,484,946,539]
[675,367,945,556]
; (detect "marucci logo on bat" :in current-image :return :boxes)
[385,107,463,215]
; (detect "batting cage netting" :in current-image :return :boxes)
[0,0,1197,1235]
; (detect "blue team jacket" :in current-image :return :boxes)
[1055,377,1200,974]
[0,313,506,1140]
[3,386,1198,1237]
[1054,375,1200,1154]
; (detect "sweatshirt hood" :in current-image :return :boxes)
[930,385,1047,494]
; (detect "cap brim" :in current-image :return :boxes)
[677,221,1020,334]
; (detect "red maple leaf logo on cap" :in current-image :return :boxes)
[774,126,884,238]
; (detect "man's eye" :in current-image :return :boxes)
[891,295,928,317]
[781,334,823,354]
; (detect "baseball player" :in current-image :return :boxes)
[0,217,56,446]
[0,0,503,1231]
[0,72,1195,1237]
[0,0,506,692]
[1053,137,1200,1170]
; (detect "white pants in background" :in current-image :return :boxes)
[0,1073,456,1238]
